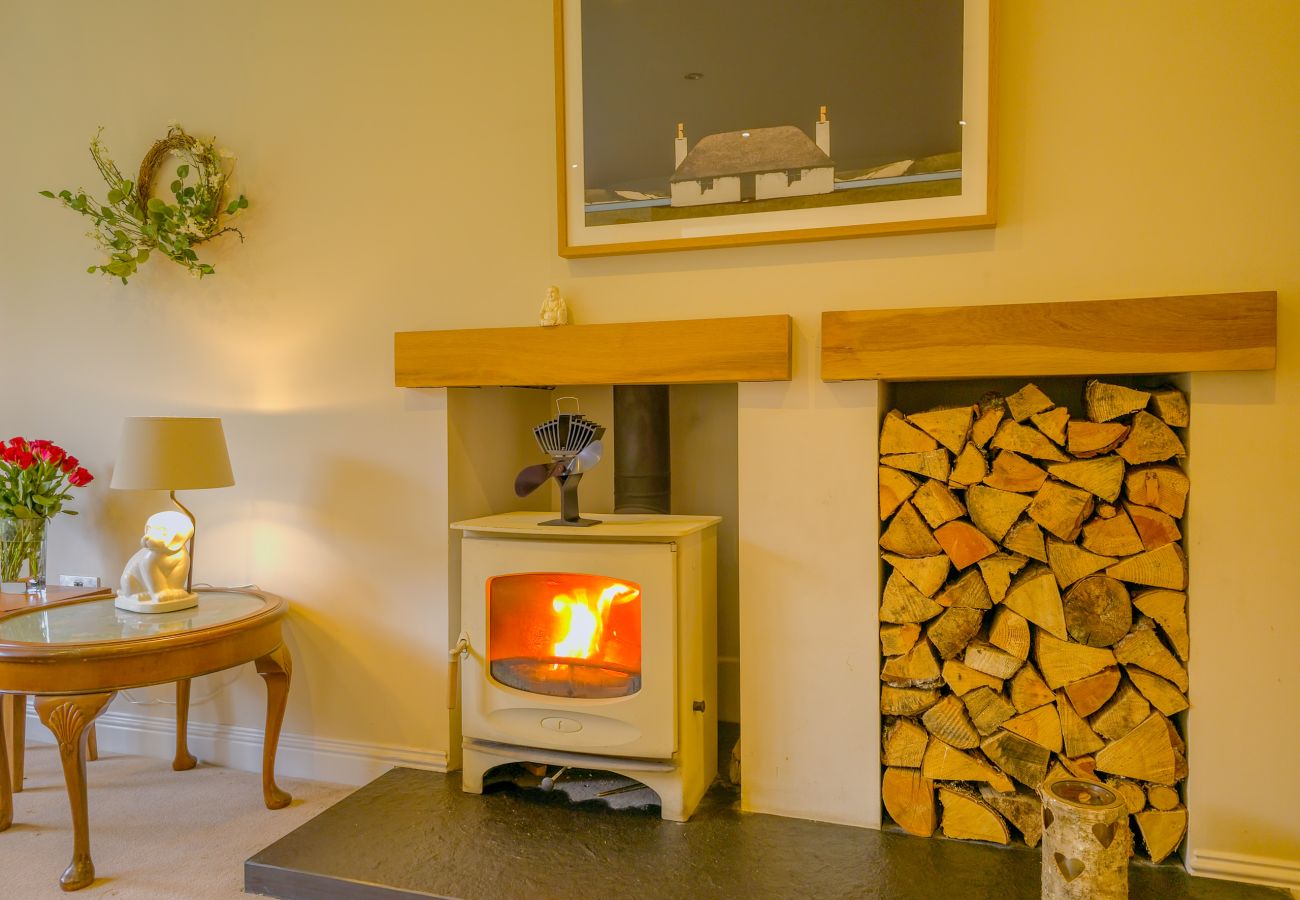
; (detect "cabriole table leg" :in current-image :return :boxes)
[0,698,11,831]
[255,644,292,810]
[173,679,197,771]
[35,692,116,892]
[9,693,26,792]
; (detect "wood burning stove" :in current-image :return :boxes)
[451,512,719,821]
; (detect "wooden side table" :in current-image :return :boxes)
[0,587,292,891]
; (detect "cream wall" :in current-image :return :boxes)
[1,0,1296,883]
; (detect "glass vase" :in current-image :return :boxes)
[0,517,48,593]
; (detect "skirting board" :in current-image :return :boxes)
[24,708,447,787]
[1187,849,1300,891]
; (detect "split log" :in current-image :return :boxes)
[882,719,930,767]
[984,451,1049,493]
[1080,510,1145,557]
[1105,543,1187,591]
[1063,666,1121,717]
[922,694,980,749]
[1041,777,1132,899]
[883,553,951,598]
[1029,481,1095,542]
[1048,539,1118,590]
[971,404,1005,449]
[1001,704,1063,753]
[880,502,943,559]
[879,466,920,521]
[991,421,1070,463]
[1058,756,1099,781]
[1056,692,1105,758]
[882,767,937,837]
[1103,777,1147,815]
[926,606,986,660]
[908,406,975,455]
[936,569,992,610]
[1006,383,1055,422]
[1035,633,1117,690]
[881,685,943,716]
[950,443,989,488]
[912,479,967,528]
[1147,785,1180,812]
[1117,411,1187,465]
[988,606,1032,660]
[1091,681,1151,742]
[1135,807,1187,864]
[882,638,942,687]
[1066,420,1130,458]
[978,553,1029,603]
[964,686,1016,736]
[1030,407,1070,446]
[964,640,1025,680]
[1003,565,1068,641]
[943,660,1004,696]
[880,622,922,656]
[1148,386,1189,428]
[934,520,998,570]
[1002,518,1048,562]
[1095,502,1119,519]
[983,730,1051,789]
[979,785,1044,847]
[939,786,1010,843]
[881,410,940,454]
[1062,576,1132,647]
[1044,761,1072,787]
[967,484,1032,542]
[922,739,1015,794]
[1123,502,1182,551]
[1085,380,1150,423]
[1010,663,1057,713]
[1132,590,1189,661]
[880,571,945,624]
[1113,621,1188,691]
[1123,465,1189,518]
[1048,456,1125,503]
[882,448,952,482]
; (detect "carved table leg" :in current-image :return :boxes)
[35,692,116,892]
[255,644,293,810]
[173,679,197,771]
[86,725,98,762]
[9,694,25,793]
[0,696,11,832]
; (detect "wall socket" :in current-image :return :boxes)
[57,574,101,588]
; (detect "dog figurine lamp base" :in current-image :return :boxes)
[115,510,199,614]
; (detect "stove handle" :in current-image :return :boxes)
[448,632,471,709]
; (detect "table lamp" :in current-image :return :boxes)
[111,417,234,613]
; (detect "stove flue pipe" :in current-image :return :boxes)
[613,385,671,515]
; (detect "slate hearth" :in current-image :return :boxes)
[245,767,1285,900]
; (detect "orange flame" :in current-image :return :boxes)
[550,583,640,659]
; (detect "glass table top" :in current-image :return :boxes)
[0,591,268,645]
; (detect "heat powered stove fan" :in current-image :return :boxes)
[513,399,605,527]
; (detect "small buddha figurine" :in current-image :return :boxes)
[539,285,569,327]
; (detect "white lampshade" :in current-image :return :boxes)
[110,417,234,491]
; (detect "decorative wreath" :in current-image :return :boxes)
[41,124,248,284]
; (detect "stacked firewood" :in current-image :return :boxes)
[878,381,1189,864]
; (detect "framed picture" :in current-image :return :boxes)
[555,0,995,258]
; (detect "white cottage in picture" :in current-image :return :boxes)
[670,107,835,207]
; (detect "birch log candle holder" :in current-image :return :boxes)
[1040,778,1131,899]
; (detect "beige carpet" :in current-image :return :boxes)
[1,744,354,899]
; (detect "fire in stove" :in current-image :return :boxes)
[488,573,643,700]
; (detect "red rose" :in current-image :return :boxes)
[69,466,93,487]
[7,436,26,449]
[1,445,18,464]
[30,439,52,450]
[15,450,35,469]
[61,455,79,473]
[36,444,65,466]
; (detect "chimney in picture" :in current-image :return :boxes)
[816,105,830,157]
[675,123,688,169]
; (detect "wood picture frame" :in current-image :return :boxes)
[555,0,995,258]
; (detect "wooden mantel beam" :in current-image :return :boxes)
[821,292,1277,382]
[396,314,791,387]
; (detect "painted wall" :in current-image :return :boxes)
[1,0,1296,883]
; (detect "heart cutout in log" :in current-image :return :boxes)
[1092,822,1117,849]
[1054,852,1085,882]
[1043,807,1054,828]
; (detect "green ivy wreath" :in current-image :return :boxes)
[41,124,248,284]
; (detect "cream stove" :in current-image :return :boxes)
[451,512,718,821]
